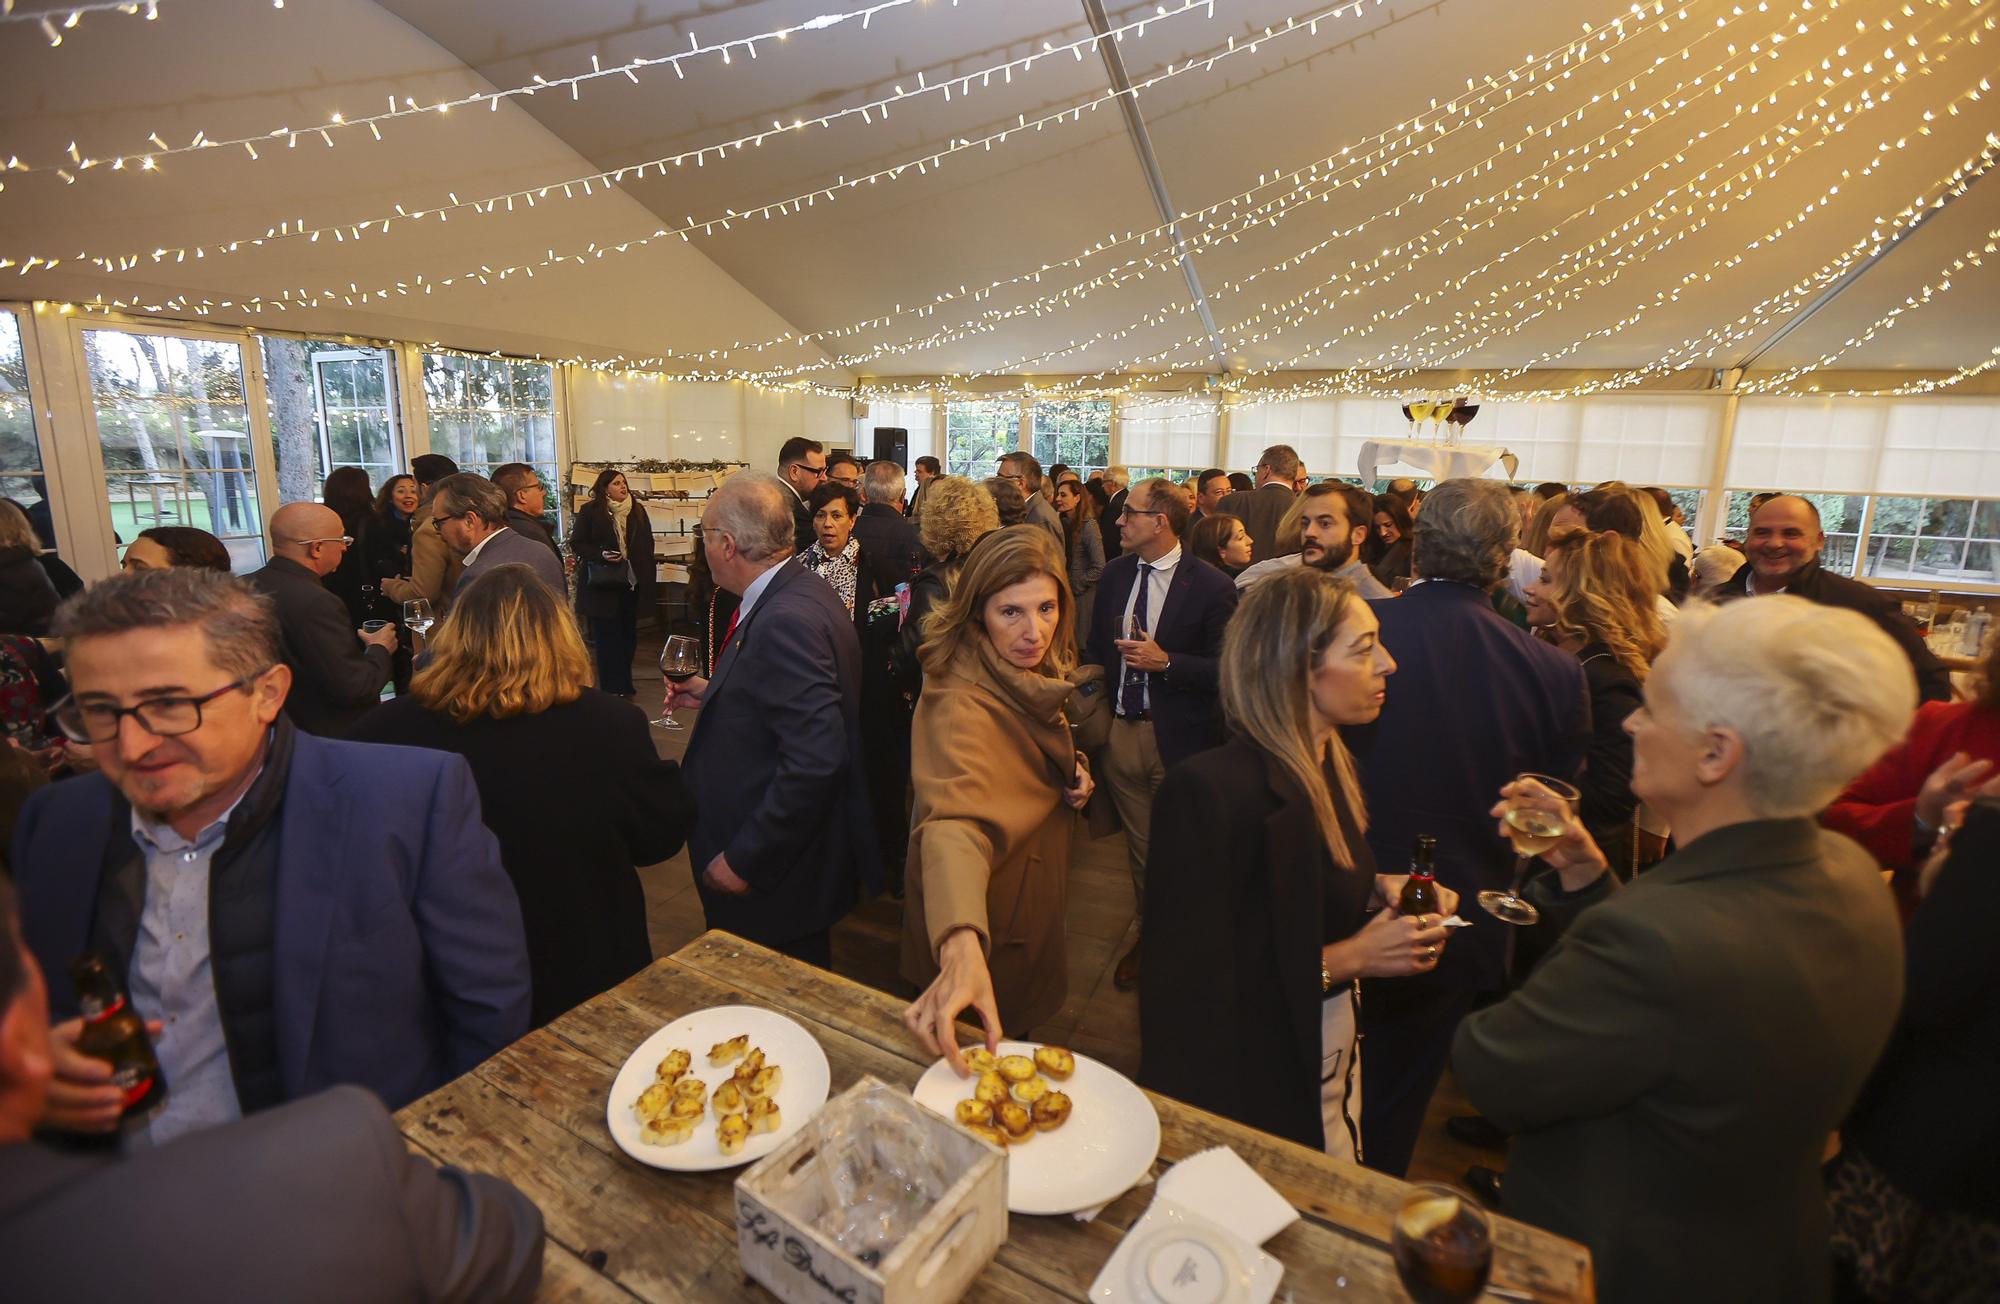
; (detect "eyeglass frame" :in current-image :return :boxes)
[785,460,829,481]
[288,534,353,549]
[50,667,276,745]
[430,511,468,534]
[1117,502,1167,520]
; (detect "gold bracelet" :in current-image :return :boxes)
[1320,960,1334,994]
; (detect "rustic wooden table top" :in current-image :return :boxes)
[394,930,1595,1302]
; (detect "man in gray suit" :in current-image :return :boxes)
[1453,595,1911,1304]
[432,473,568,599]
[0,876,545,1303]
[663,474,880,968]
[1215,443,1303,562]
[999,451,1065,549]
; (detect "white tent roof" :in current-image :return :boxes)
[1,0,1994,390]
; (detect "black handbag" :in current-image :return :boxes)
[584,557,633,591]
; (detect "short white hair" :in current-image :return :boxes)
[704,472,795,561]
[1690,547,1746,595]
[1651,596,1916,817]
[1101,465,1130,492]
[862,460,905,506]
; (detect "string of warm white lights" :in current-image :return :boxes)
[876,0,1964,391]
[5,0,983,177]
[29,0,1386,308]
[0,0,204,48]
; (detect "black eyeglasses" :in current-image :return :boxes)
[787,462,829,480]
[1118,504,1166,520]
[52,669,272,744]
[431,512,466,534]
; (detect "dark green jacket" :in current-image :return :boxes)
[1453,818,1902,1304]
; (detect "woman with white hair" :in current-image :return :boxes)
[1452,595,1916,1304]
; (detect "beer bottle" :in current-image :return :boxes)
[70,951,167,1121]
[1398,834,1442,917]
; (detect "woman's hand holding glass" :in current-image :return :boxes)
[1325,908,1449,982]
[1487,778,1608,893]
[903,926,1001,1078]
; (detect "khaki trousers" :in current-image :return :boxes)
[1101,718,1166,915]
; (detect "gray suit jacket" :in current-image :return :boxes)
[1214,482,1297,562]
[1023,491,1066,550]
[0,1086,542,1303]
[455,526,568,599]
[1453,818,1904,1304]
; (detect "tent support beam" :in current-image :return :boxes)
[1082,0,1229,372]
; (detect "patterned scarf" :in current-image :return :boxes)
[799,537,861,613]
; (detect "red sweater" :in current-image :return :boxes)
[1822,700,2000,872]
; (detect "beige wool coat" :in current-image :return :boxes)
[900,638,1080,1035]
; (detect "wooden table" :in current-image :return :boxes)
[395,931,1595,1302]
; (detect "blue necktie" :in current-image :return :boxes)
[1120,563,1153,717]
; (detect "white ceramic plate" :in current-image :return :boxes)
[605,1004,831,1172]
[912,1040,1161,1216]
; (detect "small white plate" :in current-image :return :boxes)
[1089,1200,1283,1304]
[912,1040,1161,1216]
[605,1004,831,1172]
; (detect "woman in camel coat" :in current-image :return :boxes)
[900,526,1094,1074]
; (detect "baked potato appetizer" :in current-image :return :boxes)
[995,1054,1037,1083]
[954,1099,994,1127]
[717,1113,750,1156]
[709,1034,749,1065]
[961,1046,997,1074]
[1011,1076,1050,1106]
[974,1072,1011,1107]
[1033,1046,1075,1080]
[1032,1091,1073,1132]
[996,1101,1035,1141]
[962,1121,1009,1149]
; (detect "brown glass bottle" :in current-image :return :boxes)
[70,951,167,1121]
[1398,834,1441,917]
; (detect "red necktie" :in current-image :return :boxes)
[720,608,741,656]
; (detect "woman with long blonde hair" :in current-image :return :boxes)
[353,564,692,1026]
[1521,527,1666,877]
[1139,568,1452,1163]
[901,525,1095,1074]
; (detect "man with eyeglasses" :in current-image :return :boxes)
[428,473,567,599]
[1083,477,1236,991]
[245,502,398,739]
[777,436,829,554]
[997,451,1065,550]
[12,568,529,1149]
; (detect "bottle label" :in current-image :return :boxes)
[108,1064,156,1110]
[80,994,127,1023]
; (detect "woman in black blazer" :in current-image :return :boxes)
[1520,526,1666,883]
[351,564,692,1028]
[0,500,59,637]
[1140,568,1452,1161]
[1365,494,1413,588]
[569,468,656,696]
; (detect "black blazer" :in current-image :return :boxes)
[1099,488,1127,559]
[1140,737,1376,1151]
[1214,483,1298,562]
[244,557,392,738]
[682,561,880,945]
[1722,560,1950,702]
[852,502,926,589]
[1574,643,1642,860]
[1083,550,1237,768]
[785,483,814,554]
[1348,581,1590,991]
[569,499,656,620]
[351,690,693,1028]
[0,546,59,638]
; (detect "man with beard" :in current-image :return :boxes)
[1233,482,1390,598]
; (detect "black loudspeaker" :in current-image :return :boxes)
[871,427,909,466]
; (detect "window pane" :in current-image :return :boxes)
[0,314,42,485]
[1031,400,1110,479]
[945,401,1018,481]
[1863,495,1999,585]
[422,352,561,537]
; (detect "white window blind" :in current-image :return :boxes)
[1116,395,1218,469]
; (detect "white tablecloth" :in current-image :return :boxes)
[1357,439,1519,483]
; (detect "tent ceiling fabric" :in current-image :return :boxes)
[1,0,1994,387]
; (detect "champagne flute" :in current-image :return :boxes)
[1478,773,1580,926]
[401,598,434,648]
[656,634,701,731]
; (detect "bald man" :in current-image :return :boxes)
[244,503,400,736]
[1723,494,1950,702]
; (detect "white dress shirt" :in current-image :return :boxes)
[1117,545,1181,715]
[460,525,513,568]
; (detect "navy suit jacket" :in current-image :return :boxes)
[1347,581,1591,989]
[455,527,568,599]
[684,560,880,944]
[15,731,530,1112]
[1084,551,1238,768]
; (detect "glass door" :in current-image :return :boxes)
[312,348,401,484]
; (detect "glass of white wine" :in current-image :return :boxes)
[656,634,701,731]
[401,598,434,645]
[1478,773,1581,926]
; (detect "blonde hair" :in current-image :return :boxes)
[1220,568,1368,866]
[918,525,1076,679]
[411,564,593,722]
[1652,596,1916,817]
[1523,491,1567,557]
[1540,527,1667,680]
[917,475,1000,564]
[0,500,39,552]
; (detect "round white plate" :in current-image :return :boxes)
[912,1040,1161,1216]
[606,1004,831,1172]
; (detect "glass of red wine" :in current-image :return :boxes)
[1392,1182,1493,1304]
[656,634,701,731]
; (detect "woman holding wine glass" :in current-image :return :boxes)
[571,468,656,698]
[1450,595,1919,1304]
[353,564,692,1028]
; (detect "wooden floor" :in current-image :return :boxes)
[627,637,1495,1191]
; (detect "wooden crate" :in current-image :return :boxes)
[735,1076,1006,1304]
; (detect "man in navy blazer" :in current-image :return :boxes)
[1346,478,1590,1176]
[15,569,529,1144]
[1085,476,1237,990]
[664,473,879,967]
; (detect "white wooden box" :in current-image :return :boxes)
[735,1076,1006,1304]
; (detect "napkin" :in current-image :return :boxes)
[1151,1148,1299,1246]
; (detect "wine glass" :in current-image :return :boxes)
[1406,399,1435,440]
[1392,1182,1493,1304]
[401,598,434,646]
[656,634,701,731]
[1446,399,1479,446]
[1478,773,1580,926]
[1401,399,1422,437]
[1430,398,1458,443]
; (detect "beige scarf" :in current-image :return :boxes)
[603,491,633,553]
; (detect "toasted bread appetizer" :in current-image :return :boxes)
[955,1099,994,1127]
[747,1097,782,1134]
[634,1082,674,1120]
[712,1079,746,1115]
[709,1034,749,1065]
[1033,1045,1075,1080]
[717,1113,750,1156]
[672,1075,708,1101]
[745,1064,783,1100]
[656,1048,692,1082]
[1032,1091,1073,1132]
[961,1046,997,1074]
[732,1047,767,1081]
[974,1072,1011,1107]
[962,1121,1009,1149]
[641,1114,694,1146]
[668,1091,707,1121]
[996,1101,1035,1141]
[995,1054,1037,1083]
[1011,1075,1050,1106]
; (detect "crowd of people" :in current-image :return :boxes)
[0,441,1991,1303]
